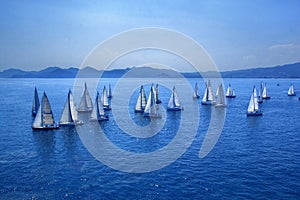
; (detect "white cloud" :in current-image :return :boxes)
[269,43,300,50]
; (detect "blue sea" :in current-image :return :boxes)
[0,78,299,199]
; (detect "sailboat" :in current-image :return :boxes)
[215,84,226,107]
[108,84,113,98]
[257,82,263,103]
[32,87,40,116]
[102,86,111,110]
[262,83,271,99]
[288,84,296,96]
[32,92,59,130]
[59,90,84,126]
[167,86,183,111]
[135,85,147,113]
[247,86,262,116]
[77,82,93,112]
[90,92,109,121]
[144,86,161,118]
[193,83,200,99]
[201,80,215,105]
[155,84,162,104]
[225,84,236,98]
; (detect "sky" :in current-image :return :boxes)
[0,0,300,72]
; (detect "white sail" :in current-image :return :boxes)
[248,87,259,112]
[69,91,78,120]
[288,84,295,96]
[215,84,226,106]
[155,84,161,104]
[168,86,182,110]
[108,84,112,98]
[135,85,147,112]
[43,92,55,125]
[60,90,79,124]
[141,85,147,109]
[207,81,214,101]
[102,86,110,110]
[32,92,59,129]
[144,87,154,115]
[144,86,161,117]
[202,80,214,104]
[91,92,107,120]
[32,87,40,115]
[225,85,231,96]
[173,87,181,107]
[193,83,200,98]
[60,93,72,123]
[257,82,263,102]
[32,104,42,128]
[78,82,93,112]
[202,83,208,102]
[262,84,267,97]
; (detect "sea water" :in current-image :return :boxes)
[0,78,299,199]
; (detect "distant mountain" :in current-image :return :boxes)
[221,62,300,78]
[0,62,300,78]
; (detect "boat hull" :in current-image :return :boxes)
[90,115,109,122]
[288,94,296,96]
[215,104,226,107]
[77,109,92,113]
[247,111,263,116]
[144,113,162,118]
[103,106,111,111]
[226,95,236,98]
[262,96,271,99]
[32,124,59,130]
[59,120,84,126]
[167,107,182,111]
[134,109,144,113]
[201,101,215,105]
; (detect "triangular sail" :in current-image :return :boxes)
[248,86,259,112]
[78,82,93,111]
[168,86,182,109]
[32,104,42,128]
[202,83,208,102]
[173,87,181,107]
[60,90,78,124]
[207,81,214,101]
[193,83,199,98]
[69,91,78,120]
[262,83,267,98]
[216,84,226,106]
[202,80,214,104]
[42,92,55,125]
[91,92,106,120]
[32,87,40,115]
[288,84,295,95]
[226,84,232,96]
[102,86,109,107]
[155,84,161,104]
[108,84,112,98]
[258,82,263,101]
[60,92,73,123]
[135,85,147,112]
[144,87,154,115]
[144,86,160,117]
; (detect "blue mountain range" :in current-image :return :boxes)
[1,62,299,78]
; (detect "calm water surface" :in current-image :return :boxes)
[0,78,299,199]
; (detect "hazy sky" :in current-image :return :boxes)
[1,0,300,71]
